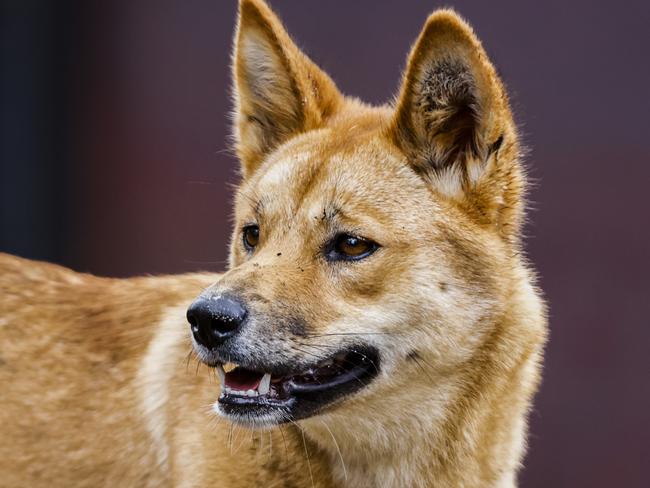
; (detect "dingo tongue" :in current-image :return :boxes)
[224,368,264,391]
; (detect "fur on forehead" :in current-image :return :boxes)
[237,121,434,226]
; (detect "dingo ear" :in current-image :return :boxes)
[233,0,342,178]
[390,10,514,200]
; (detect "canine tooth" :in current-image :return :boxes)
[258,373,271,396]
[216,364,225,385]
[246,389,257,397]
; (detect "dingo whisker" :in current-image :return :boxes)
[321,419,347,481]
[290,420,315,488]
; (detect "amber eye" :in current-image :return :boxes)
[327,233,378,261]
[242,225,259,251]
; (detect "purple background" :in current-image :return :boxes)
[2,1,649,486]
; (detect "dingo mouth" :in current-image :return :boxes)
[212,346,380,426]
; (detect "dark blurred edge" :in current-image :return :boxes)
[1,0,85,265]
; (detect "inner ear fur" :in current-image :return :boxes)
[233,0,342,179]
[390,10,524,244]
[390,10,512,193]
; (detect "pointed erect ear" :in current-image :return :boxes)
[390,10,514,199]
[232,0,342,179]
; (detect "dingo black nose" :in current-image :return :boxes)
[187,296,247,349]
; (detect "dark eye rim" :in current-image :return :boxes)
[324,233,380,262]
[242,224,260,251]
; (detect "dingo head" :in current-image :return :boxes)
[188,0,524,428]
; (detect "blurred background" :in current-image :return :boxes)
[1,1,649,486]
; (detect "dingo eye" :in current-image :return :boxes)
[243,225,260,251]
[327,234,378,261]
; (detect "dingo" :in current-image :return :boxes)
[0,1,547,486]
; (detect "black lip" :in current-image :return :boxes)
[218,394,294,410]
[286,357,374,394]
[216,345,380,423]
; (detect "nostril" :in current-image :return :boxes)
[186,311,197,332]
[211,315,240,335]
[187,313,204,343]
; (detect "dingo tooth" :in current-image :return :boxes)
[258,373,271,396]
[216,364,225,386]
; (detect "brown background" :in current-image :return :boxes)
[2,1,649,486]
